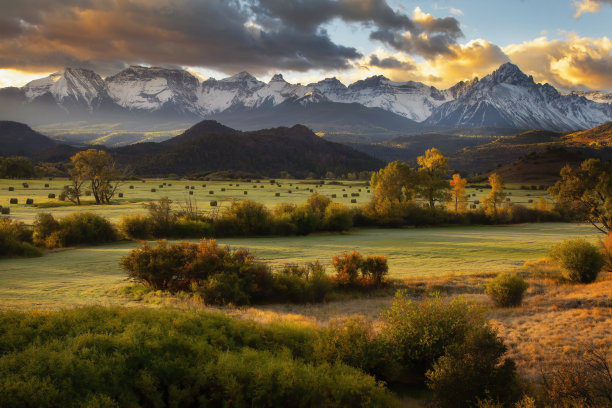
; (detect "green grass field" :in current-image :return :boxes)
[0,178,551,224]
[0,223,598,309]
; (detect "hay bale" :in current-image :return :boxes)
[48,193,56,199]
[209,191,214,194]
[8,187,14,191]
[22,183,29,188]
[331,194,336,198]
[44,184,49,188]
[343,194,348,198]
[210,201,217,207]
[26,198,33,205]
[221,188,226,192]
[151,188,156,192]
[350,199,357,203]
[129,185,134,189]
[1,207,9,215]
[244,191,248,195]
[189,191,193,195]
[190,186,195,189]
[118,193,123,198]
[275,193,280,197]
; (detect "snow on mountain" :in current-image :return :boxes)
[105,66,201,115]
[7,63,612,132]
[309,75,452,122]
[23,68,109,110]
[426,63,612,131]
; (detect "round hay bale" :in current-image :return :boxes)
[9,198,17,204]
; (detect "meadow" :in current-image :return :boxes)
[0,177,551,224]
[0,223,598,309]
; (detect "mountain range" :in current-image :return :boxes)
[1,63,611,146]
[0,120,383,178]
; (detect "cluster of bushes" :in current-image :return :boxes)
[33,212,117,249]
[0,293,525,407]
[0,217,41,258]
[360,200,564,228]
[0,307,393,408]
[331,250,388,287]
[0,156,42,179]
[119,194,355,240]
[120,240,388,305]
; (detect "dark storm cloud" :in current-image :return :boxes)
[0,0,461,75]
[254,0,463,56]
[368,55,415,70]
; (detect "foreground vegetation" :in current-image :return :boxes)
[0,292,528,408]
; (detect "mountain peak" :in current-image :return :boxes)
[490,62,531,85]
[270,74,285,83]
[224,71,257,82]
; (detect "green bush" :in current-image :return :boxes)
[273,262,333,303]
[485,273,529,307]
[0,307,394,408]
[323,202,354,231]
[219,199,272,236]
[171,217,213,238]
[549,239,604,283]
[426,326,522,408]
[118,214,151,239]
[377,292,484,384]
[0,218,41,258]
[35,212,117,248]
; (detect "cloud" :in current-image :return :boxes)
[573,0,612,17]
[0,0,463,77]
[504,34,612,90]
[361,40,508,87]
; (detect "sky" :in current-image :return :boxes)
[0,0,611,92]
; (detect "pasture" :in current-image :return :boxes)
[0,177,551,224]
[0,223,598,309]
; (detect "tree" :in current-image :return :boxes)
[416,148,450,208]
[70,149,122,204]
[448,173,467,214]
[369,161,414,203]
[482,173,505,215]
[549,158,612,234]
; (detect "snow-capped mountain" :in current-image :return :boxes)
[314,75,453,122]
[2,63,612,135]
[22,68,111,111]
[426,63,612,131]
[105,66,201,115]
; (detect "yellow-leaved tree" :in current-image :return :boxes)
[448,173,467,214]
[482,173,505,215]
[416,148,450,208]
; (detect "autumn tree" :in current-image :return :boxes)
[549,158,612,234]
[369,161,414,203]
[416,148,450,208]
[448,173,468,214]
[482,173,505,215]
[70,149,122,205]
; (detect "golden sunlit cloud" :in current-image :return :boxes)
[503,34,612,90]
[360,40,508,88]
[572,0,608,17]
[0,69,55,88]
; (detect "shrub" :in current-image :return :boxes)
[121,239,273,304]
[361,255,389,286]
[323,202,353,231]
[332,250,363,285]
[549,239,604,283]
[0,218,41,258]
[377,292,484,384]
[219,199,272,236]
[143,197,176,236]
[273,262,333,303]
[306,193,331,218]
[426,326,522,408]
[171,217,213,238]
[118,214,151,240]
[485,273,529,307]
[34,212,117,248]
[288,205,318,235]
